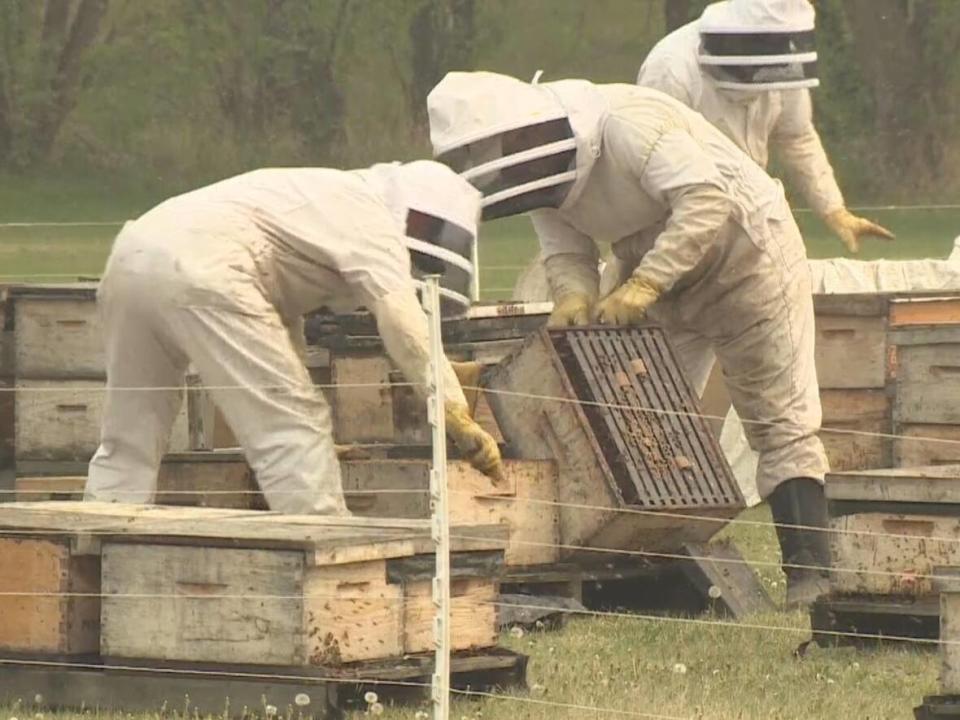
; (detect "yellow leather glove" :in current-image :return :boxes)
[548,292,594,327]
[825,208,895,254]
[449,360,483,417]
[594,276,661,325]
[445,404,505,485]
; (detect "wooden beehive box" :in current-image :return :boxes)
[15,451,261,509]
[812,294,892,472]
[485,326,744,554]
[935,567,960,695]
[5,284,193,475]
[888,297,960,467]
[0,502,507,665]
[826,465,960,596]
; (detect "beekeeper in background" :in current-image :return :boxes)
[85,161,504,515]
[428,70,830,608]
[639,0,893,254]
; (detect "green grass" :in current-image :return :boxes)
[3,173,958,290]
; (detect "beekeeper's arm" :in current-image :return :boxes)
[254,199,504,481]
[595,121,733,325]
[636,53,696,106]
[532,209,601,326]
[772,89,893,254]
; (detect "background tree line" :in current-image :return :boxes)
[1,0,958,204]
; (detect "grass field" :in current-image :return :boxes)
[0,176,952,718]
[2,174,959,294]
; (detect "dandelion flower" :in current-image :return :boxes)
[509,626,524,639]
[708,585,722,599]
[264,707,277,719]
[363,692,378,705]
[672,663,687,675]
[294,694,310,707]
[369,702,384,716]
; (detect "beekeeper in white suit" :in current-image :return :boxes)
[428,71,830,608]
[85,161,504,515]
[639,0,893,254]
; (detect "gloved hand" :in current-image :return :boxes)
[594,276,661,325]
[548,292,594,327]
[445,403,505,485]
[825,208,895,254]
[449,360,483,416]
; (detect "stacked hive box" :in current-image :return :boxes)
[888,297,960,466]
[5,284,191,477]
[812,295,892,471]
[812,465,960,644]
[914,568,960,718]
[0,502,520,715]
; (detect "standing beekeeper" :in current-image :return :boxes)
[428,71,830,608]
[85,161,504,515]
[639,0,893,254]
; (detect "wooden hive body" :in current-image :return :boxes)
[485,326,744,554]
[0,502,507,665]
[826,465,960,596]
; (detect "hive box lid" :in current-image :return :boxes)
[826,465,960,505]
[0,501,508,564]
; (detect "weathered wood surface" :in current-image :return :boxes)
[0,537,99,654]
[15,380,190,460]
[826,465,960,504]
[829,513,960,595]
[815,315,887,389]
[895,344,960,424]
[945,586,960,694]
[819,389,891,471]
[102,542,501,666]
[13,297,104,379]
[889,296,960,328]
[0,502,509,561]
[102,543,305,665]
[895,425,960,468]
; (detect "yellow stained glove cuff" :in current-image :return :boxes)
[445,404,505,484]
[594,276,662,326]
[825,208,895,254]
[548,292,594,328]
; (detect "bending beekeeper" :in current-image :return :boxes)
[428,71,830,608]
[639,0,893,254]
[85,161,504,515]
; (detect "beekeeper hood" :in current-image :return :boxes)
[427,71,607,221]
[698,0,818,92]
[366,160,481,316]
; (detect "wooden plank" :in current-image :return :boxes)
[679,541,775,619]
[186,381,238,450]
[331,355,394,443]
[15,380,190,460]
[401,578,498,654]
[302,559,404,664]
[819,389,891,471]
[815,315,887,389]
[829,513,960,595]
[813,294,889,317]
[0,537,99,654]
[826,465,960,504]
[895,425,960,467]
[0,663,340,719]
[101,543,305,665]
[13,297,104,379]
[0,502,508,560]
[896,344,960,424]
[945,591,960,694]
[889,297,960,328]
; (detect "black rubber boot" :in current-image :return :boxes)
[767,478,832,610]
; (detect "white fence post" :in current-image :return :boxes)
[423,275,451,720]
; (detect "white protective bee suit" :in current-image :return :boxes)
[429,70,828,500]
[86,161,500,514]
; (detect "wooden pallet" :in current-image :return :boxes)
[916,696,960,719]
[500,541,773,622]
[0,648,527,719]
[810,594,941,648]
